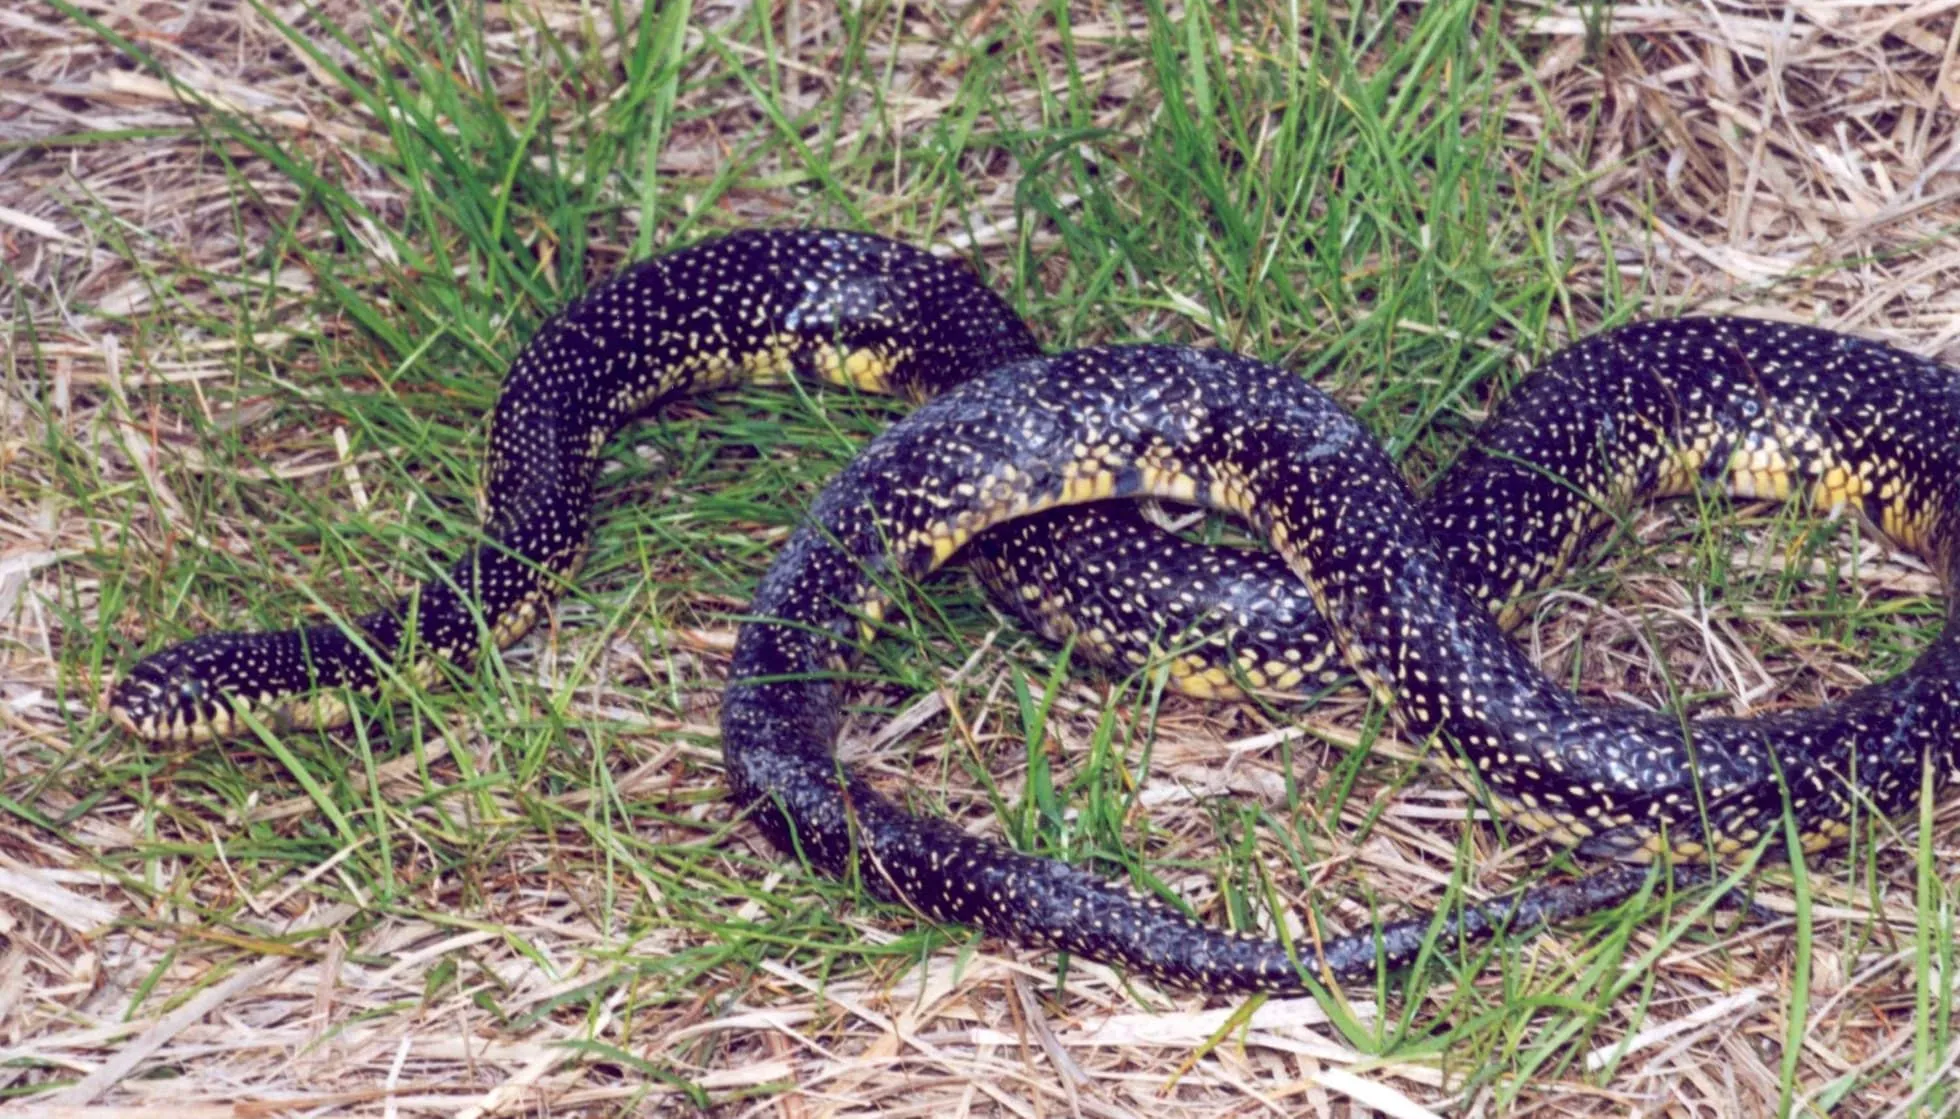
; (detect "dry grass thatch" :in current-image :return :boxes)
[4,1,1960,1115]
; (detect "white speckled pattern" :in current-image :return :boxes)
[108,230,1960,990]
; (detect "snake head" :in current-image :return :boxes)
[108,632,294,744]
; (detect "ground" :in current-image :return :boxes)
[3,1,1958,1115]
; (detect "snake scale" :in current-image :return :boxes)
[112,229,1958,990]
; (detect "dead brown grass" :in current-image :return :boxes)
[4,1,1960,1116]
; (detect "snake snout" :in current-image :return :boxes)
[109,642,237,744]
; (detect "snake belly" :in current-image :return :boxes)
[108,230,1334,743]
[724,328,1958,990]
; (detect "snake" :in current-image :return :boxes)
[109,229,1957,990]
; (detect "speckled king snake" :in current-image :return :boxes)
[112,230,1957,991]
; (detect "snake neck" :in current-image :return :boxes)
[109,230,1043,744]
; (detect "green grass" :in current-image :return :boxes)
[12,0,1958,1111]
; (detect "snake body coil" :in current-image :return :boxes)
[113,230,1958,990]
[727,334,1958,987]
